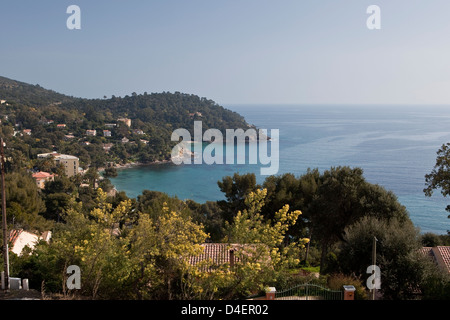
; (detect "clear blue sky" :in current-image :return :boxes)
[1,0,450,105]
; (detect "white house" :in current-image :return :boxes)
[9,229,52,256]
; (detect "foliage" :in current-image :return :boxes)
[217,172,260,223]
[424,142,450,233]
[326,273,368,300]
[50,189,133,298]
[222,189,309,298]
[0,75,250,170]
[217,168,411,273]
[339,216,432,299]
[1,74,448,299]
[127,203,209,299]
[2,171,50,231]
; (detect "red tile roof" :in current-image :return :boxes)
[421,246,450,274]
[189,243,240,272]
[436,246,450,273]
[189,243,270,272]
[32,171,54,179]
[9,229,23,245]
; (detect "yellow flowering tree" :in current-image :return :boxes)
[127,203,209,299]
[222,188,309,297]
[51,188,133,298]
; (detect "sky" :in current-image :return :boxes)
[1,0,450,105]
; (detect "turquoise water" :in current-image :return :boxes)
[110,104,450,235]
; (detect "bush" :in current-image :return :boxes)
[327,273,368,300]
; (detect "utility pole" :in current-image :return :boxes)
[371,236,377,300]
[1,138,9,292]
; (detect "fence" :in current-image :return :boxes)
[274,283,344,300]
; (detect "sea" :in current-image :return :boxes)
[109,104,450,235]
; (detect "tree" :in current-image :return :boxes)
[103,167,118,178]
[307,166,409,271]
[136,190,192,221]
[424,142,450,233]
[127,203,208,299]
[42,175,77,222]
[217,172,259,223]
[84,167,100,187]
[2,171,50,231]
[222,189,309,298]
[47,189,133,298]
[339,216,436,299]
[186,200,225,242]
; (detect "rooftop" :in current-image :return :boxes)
[421,246,450,274]
[38,152,78,160]
[32,171,54,179]
[189,243,270,272]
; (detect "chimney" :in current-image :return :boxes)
[229,249,235,268]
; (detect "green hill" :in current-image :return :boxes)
[0,75,251,169]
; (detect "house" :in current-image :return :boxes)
[23,129,32,135]
[421,246,450,274]
[103,143,113,152]
[189,243,271,272]
[64,134,75,140]
[133,129,144,135]
[37,152,79,177]
[41,119,54,125]
[189,112,203,118]
[103,130,112,137]
[86,129,97,136]
[38,152,60,158]
[9,229,52,256]
[54,154,80,177]
[32,171,55,189]
[117,118,131,127]
[121,137,129,144]
[105,123,117,128]
[57,124,66,128]
[0,100,6,104]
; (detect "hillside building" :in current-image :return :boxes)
[32,171,55,189]
[117,118,131,127]
[37,152,80,177]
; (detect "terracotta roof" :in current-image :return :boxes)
[9,229,23,245]
[421,246,450,274]
[189,243,270,272]
[32,171,54,179]
[436,246,450,273]
[9,229,52,247]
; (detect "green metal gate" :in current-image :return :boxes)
[275,283,343,300]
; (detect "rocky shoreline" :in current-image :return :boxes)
[98,159,172,173]
[97,159,173,198]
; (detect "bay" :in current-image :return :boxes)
[109,104,450,235]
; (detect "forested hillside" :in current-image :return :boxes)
[0,76,250,168]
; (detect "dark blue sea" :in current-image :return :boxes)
[109,104,450,235]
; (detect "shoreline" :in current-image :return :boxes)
[98,159,172,173]
[97,159,173,198]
